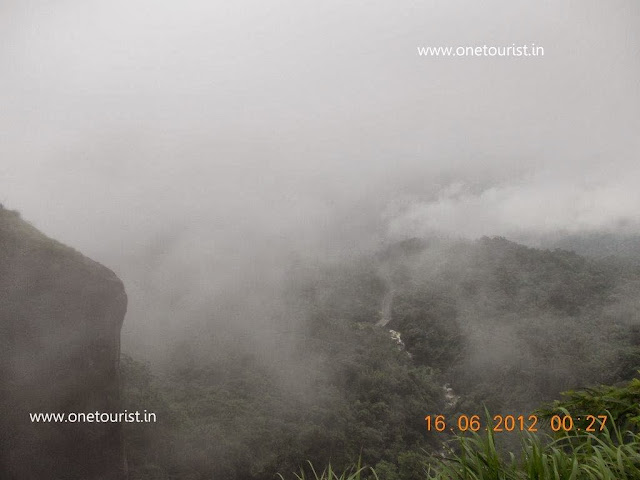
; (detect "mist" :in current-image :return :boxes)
[1,1,638,357]
[3,2,640,478]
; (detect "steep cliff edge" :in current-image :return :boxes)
[0,207,127,480]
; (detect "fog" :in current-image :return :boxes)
[1,0,638,358]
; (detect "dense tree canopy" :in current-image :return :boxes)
[121,236,640,479]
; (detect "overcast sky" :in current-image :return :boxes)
[2,1,638,353]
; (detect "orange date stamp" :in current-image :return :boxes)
[425,414,608,433]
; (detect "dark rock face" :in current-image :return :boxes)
[0,208,127,480]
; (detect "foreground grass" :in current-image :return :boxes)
[277,459,377,480]
[428,420,640,480]
[280,423,640,480]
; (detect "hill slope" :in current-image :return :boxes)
[0,206,127,480]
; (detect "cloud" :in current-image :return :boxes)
[1,0,638,355]
[388,163,640,239]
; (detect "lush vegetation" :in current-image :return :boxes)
[120,325,447,479]
[425,378,640,479]
[278,378,640,479]
[121,236,640,479]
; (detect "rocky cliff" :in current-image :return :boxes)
[0,206,127,480]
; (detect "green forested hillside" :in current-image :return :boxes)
[121,236,640,479]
